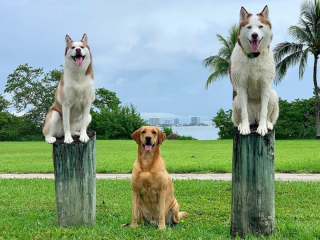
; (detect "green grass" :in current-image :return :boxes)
[0,179,319,239]
[0,139,319,173]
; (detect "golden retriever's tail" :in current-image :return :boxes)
[179,211,189,218]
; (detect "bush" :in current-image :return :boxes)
[178,135,197,140]
[162,126,173,136]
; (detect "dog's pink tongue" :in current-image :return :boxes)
[75,56,83,66]
[251,40,259,52]
[145,145,152,151]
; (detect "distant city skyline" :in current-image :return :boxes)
[149,116,213,126]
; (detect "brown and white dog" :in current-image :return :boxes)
[43,34,95,144]
[230,6,279,136]
[131,126,188,229]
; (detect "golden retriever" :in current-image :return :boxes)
[130,126,188,230]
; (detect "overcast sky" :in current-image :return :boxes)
[0,0,315,124]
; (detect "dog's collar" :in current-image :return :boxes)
[242,49,263,59]
[238,39,263,59]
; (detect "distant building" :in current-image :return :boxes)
[174,118,179,125]
[164,120,171,125]
[191,116,200,125]
[149,117,160,126]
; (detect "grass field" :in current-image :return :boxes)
[0,139,319,173]
[0,179,319,239]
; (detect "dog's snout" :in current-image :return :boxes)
[76,48,81,53]
[145,136,152,143]
[251,33,258,40]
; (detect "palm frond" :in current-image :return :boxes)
[275,51,304,83]
[205,65,229,89]
[299,47,310,79]
[203,24,238,89]
[288,25,313,44]
[273,42,304,63]
[202,55,227,68]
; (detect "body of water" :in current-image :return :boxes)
[168,126,219,140]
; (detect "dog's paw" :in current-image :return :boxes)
[45,136,56,144]
[130,223,139,228]
[64,135,74,144]
[80,133,89,143]
[267,121,273,130]
[238,123,250,135]
[257,125,268,136]
[158,223,166,230]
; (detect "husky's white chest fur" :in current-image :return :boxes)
[230,6,279,136]
[43,34,95,144]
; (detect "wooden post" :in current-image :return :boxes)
[53,131,96,226]
[230,128,275,238]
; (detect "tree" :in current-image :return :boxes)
[4,64,61,127]
[212,109,234,139]
[203,24,238,89]
[212,98,317,139]
[273,0,320,138]
[90,88,147,139]
[0,94,9,112]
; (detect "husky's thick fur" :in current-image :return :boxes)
[43,34,95,144]
[230,6,279,136]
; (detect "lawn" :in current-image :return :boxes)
[0,179,319,239]
[0,139,319,173]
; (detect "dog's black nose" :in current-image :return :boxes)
[251,33,258,40]
[76,48,81,53]
[145,136,151,144]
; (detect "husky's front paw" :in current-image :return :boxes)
[64,134,74,144]
[238,123,250,135]
[267,121,273,130]
[257,125,268,136]
[45,136,56,144]
[80,133,89,143]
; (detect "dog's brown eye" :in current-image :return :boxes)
[247,26,252,29]
[81,46,84,49]
[259,25,263,28]
[152,131,156,134]
[141,131,146,134]
[71,46,75,49]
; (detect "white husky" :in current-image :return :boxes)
[230,5,279,136]
[43,34,95,144]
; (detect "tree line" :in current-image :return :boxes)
[213,97,318,139]
[0,64,146,141]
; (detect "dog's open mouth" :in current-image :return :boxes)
[248,37,263,52]
[143,144,155,152]
[71,55,85,66]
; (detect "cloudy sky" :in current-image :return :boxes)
[0,0,315,124]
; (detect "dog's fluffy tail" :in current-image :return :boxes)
[179,211,189,218]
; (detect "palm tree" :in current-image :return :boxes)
[203,24,238,89]
[273,0,320,138]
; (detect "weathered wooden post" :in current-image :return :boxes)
[230,127,275,238]
[53,131,96,226]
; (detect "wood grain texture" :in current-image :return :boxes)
[230,129,275,238]
[53,131,96,226]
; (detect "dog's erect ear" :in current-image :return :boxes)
[260,5,269,20]
[131,128,141,144]
[65,35,73,47]
[158,130,166,145]
[240,7,249,22]
[81,34,88,43]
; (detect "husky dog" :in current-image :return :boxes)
[43,34,95,144]
[230,6,279,136]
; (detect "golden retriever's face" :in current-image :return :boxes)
[131,126,165,152]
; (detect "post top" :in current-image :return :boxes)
[53,131,96,145]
